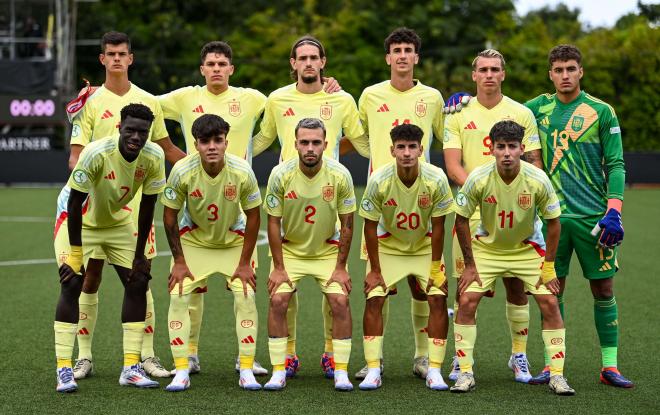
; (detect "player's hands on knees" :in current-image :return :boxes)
[267,268,292,297]
[322,77,342,94]
[327,267,352,295]
[59,264,85,283]
[129,254,151,282]
[537,261,560,295]
[60,245,84,282]
[442,92,472,114]
[364,270,387,295]
[168,260,195,297]
[427,260,448,294]
[458,265,481,296]
[231,262,256,298]
[426,278,449,295]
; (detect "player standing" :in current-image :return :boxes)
[443,49,543,382]
[358,124,454,391]
[450,120,574,396]
[54,104,166,392]
[253,35,368,379]
[353,27,445,380]
[63,31,185,380]
[161,114,262,391]
[262,118,356,391]
[524,45,632,388]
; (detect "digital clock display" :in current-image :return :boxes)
[9,99,56,117]
[0,95,63,123]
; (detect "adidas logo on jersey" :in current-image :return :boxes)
[240,336,255,344]
[283,108,295,117]
[189,189,203,198]
[456,349,467,357]
[104,171,116,180]
[384,198,398,207]
[78,327,90,335]
[516,328,528,336]
[552,351,565,360]
[192,105,204,113]
[101,109,114,120]
[144,325,154,334]
[171,337,184,346]
[484,195,497,204]
[464,121,477,130]
[541,116,550,126]
[377,103,390,112]
[284,191,298,199]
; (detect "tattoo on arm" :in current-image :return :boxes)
[455,215,475,266]
[336,213,354,267]
[163,207,183,260]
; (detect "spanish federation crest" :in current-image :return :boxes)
[518,193,532,210]
[229,101,241,117]
[134,166,146,182]
[415,100,427,117]
[320,104,332,120]
[224,184,237,201]
[418,193,431,209]
[322,185,334,202]
[571,115,584,132]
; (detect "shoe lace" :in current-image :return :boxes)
[73,359,88,371]
[149,356,167,370]
[59,368,74,383]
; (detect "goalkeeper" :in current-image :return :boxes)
[357,124,454,391]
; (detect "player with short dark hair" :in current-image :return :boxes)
[54,103,166,392]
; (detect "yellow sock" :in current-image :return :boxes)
[412,299,430,358]
[454,323,476,373]
[234,290,258,365]
[322,296,334,353]
[380,298,389,359]
[269,337,287,371]
[428,338,447,369]
[168,293,191,366]
[141,289,156,359]
[54,321,77,368]
[77,292,98,360]
[506,302,529,354]
[239,355,255,370]
[543,328,566,376]
[332,338,351,371]
[286,293,298,356]
[174,357,188,371]
[188,291,204,356]
[122,322,144,367]
[363,336,383,369]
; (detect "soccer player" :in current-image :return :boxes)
[64,31,185,380]
[161,114,262,391]
[253,35,368,379]
[262,118,356,391]
[354,27,445,380]
[450,120,574,396]
[358,124,454,391]
[443,49,543,382]
[157,41,268,376]
[524,45,632,387]
[54,103,166,392]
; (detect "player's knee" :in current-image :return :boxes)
[366,296,386,312]
[126,272,150,296]
[270,294,289,316]
[591,278,613,299]
[457,295,477,315]
[60,274,83,301]
[328,294,350,315]
[427,294,446,310]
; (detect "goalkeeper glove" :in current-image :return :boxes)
[430,260,446,288]
[64,245,84,274]
[540,261,557,284]
[595,208,624,247]
[443,92,472,114]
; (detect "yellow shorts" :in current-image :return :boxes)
[451,216,480,279]
[169,244,255,296]
[365,253,446,299]
[465,256,551,295]
[271,256,345,296]
[79,223,138,269]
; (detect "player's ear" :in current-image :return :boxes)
[520,143,525,154]
[228,64,235,76]
[414,53,419,65]
[99,53,105,65]
[385,53,392,66]
[578,66,584,80]
[548,70,553,81]
[390,144,395,157]
[290,57,296,70]
[194,140,199,152]
[127,53,133,66]
[320,56,326,69]
[501,69,505,81]
[419,144,424,155]
[323,139,328,151]
[200,65,204,77]
[471,70,477,83]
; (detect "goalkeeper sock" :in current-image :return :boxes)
[594,296,618,368]
[542,328,566,376]
[168,293,191,370]
[188,291,204,357]
[286,293,298,356]
[332,338,351,371]
[363,336,383,369]
[322,296,334,353]
[140,289,155,359]
[234,290,258,368]
[54,321,77,368]
[122,322,145,367]
[412,299,430,358]
[454,323,476,373]
[506,302,529,354]
[269,337,287,371]
[428,338,447,369]
[77,292,98,360]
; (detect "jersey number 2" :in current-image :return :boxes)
[304,205,316,224]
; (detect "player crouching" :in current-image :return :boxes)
[162,114,263,391]
[358,124,454,391]
[450,120,574,396]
